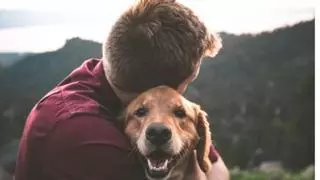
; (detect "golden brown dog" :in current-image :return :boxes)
[123,86,212,180]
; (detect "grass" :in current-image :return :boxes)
[230,165,314,180]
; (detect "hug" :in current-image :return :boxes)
[14,0,229,180]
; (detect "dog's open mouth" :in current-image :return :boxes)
[141,151,178,179]
[146,157,170,177]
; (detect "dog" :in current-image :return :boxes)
[122,85,212,180]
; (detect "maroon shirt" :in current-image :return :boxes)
[15,59,218,180]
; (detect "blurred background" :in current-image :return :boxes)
[0,0,315,179]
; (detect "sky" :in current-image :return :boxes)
[0,0,315,53]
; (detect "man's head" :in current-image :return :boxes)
[103,0,222,102]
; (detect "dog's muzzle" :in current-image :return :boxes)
[142,123,174,179]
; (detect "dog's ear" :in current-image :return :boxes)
[195,107,212,173]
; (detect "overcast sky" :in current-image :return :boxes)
[0,0,315,52]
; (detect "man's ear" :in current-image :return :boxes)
[195,108,212,173]
[204,32,222,58]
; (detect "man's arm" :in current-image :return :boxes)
[189,146,229,180]
[208,146,230,180]
[208,155,230,180]
[42,115,145,180]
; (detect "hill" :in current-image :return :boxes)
[0,53,29,67]
[190,20,314,170]
[0,20,314,171]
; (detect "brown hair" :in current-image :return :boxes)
[103,0,222,93]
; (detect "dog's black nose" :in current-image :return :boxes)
[146,123,172,146]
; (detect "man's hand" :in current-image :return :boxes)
[207,156,230,180]
[190,151,230,180]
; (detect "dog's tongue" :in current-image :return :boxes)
[149,158,166,168]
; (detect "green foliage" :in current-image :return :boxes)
[231,167,314,180]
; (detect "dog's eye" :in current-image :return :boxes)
[134,106,148,117]
[173,108,186,118]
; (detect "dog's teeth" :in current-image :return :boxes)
[162,159,168,169]
[147,159,153,169]
[147,159,169,171]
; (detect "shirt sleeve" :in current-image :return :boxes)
[41,115,146,180]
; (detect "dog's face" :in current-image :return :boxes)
[124,86,212,180]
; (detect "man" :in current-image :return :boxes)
[15,0,229,179]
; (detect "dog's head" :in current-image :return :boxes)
[123,86,212,180]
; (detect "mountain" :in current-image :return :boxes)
[190,20,314,170]
[0,53,29,67]
[0,20,314,171]
[0,65,3,77]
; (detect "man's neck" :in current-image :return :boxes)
[103,61,138,105]
[109,81,138,105]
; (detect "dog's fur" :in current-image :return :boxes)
[122,86,212,180]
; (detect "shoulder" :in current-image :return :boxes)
[48,114,130,150]
[25,85,129,151]
[29,81,112,125]
[41,114,144,179]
